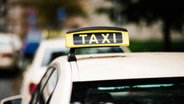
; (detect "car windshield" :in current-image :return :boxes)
[0,35,22,50]
[70,77,184,104]
[0,40,9,47]
[0,37,11,50]
[41,49,68,66]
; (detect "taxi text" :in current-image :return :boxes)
[73,32,123,45]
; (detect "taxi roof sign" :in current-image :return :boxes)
[66,26,129,48]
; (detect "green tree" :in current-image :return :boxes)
[32,0,86,29]
[97,0,184,51]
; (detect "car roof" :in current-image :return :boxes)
[70,52,184,81]
[49,26,183,82]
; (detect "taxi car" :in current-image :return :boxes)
[20,37,128,104]
[1,26,184,104]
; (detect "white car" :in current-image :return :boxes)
[0,33,22,70]
[2,26,184,104]
[20,37,126,104]
[20,38,69,103]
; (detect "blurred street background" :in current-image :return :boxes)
[0,0,184,100]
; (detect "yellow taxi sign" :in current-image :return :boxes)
[66,26,129,48]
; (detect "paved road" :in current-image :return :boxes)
[0,70,23,100]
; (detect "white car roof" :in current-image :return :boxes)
[65,52,184,81]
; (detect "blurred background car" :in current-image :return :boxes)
[0,33,22,70]
[20,38,69,103]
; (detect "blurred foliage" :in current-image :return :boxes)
[97,0,184,31]
[97,0,184,51]
[30,0,87,28]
